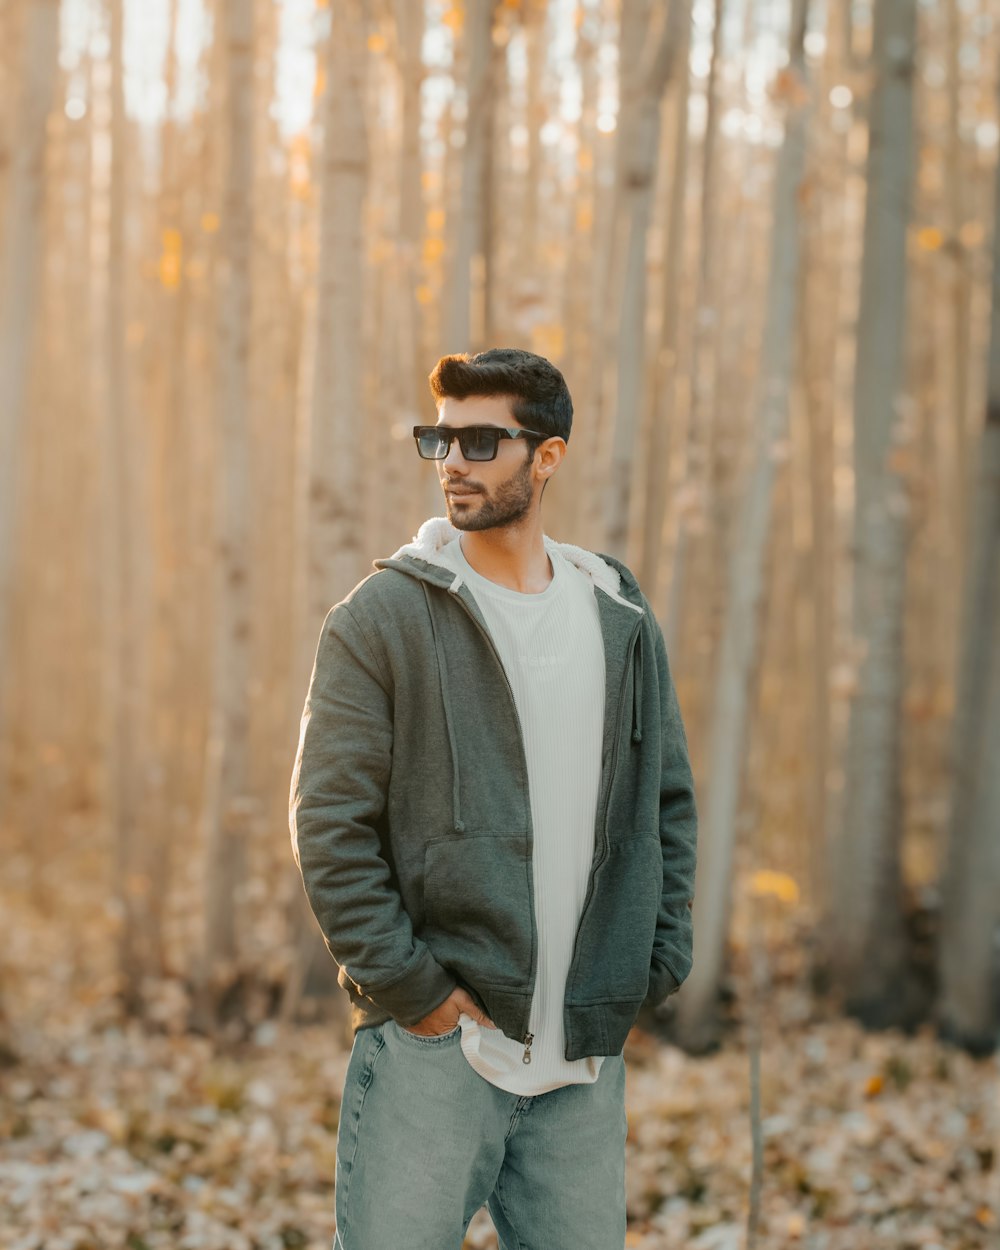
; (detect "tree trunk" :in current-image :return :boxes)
[444,0,496,351]
[660,0,725,656]
[604,0,688,559]
[140,0,196,990]
[675,0,812,1050]
[105,0,155,1012]
[0,0,60,778]
[637,6,692,604]
[577,0,651,544]
[936,73,1000,1054]
[283,0,371,1025]
[826,0,920,1027]
[195,0,256,1029]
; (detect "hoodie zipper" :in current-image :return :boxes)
[447,582,637,1055]
[565,614,642,987]
[449,590,538,1063]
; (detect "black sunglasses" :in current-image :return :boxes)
[412,424,550,462]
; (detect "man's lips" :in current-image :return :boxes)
[445,487,480,497]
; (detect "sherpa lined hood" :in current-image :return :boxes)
[375,515,643,616]
[373,516,649,834]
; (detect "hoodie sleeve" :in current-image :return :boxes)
[644,608,699,1007]
[289,601,458,1025]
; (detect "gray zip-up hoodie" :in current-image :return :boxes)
[289,517,698,1061]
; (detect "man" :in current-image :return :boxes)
[289,347,697,1249]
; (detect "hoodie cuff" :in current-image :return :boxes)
[365,951,458,1027]
[643,955,681,1008]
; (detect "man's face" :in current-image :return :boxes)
[435,395,537,532]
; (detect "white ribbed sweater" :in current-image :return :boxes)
[436,535,607,1094]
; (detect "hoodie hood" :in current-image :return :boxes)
[373,517,649,834]
[375,515,644,617]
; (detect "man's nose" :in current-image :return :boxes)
[442,437,468,473]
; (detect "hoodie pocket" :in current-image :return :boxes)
[571,833,663,1001]
[421,833,534,989]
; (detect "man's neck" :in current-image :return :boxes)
[458,519,553,594]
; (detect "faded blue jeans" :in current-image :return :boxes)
[332,1017,628,1250]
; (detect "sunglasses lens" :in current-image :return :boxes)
[416,429,449,459]
[460,428,499,460]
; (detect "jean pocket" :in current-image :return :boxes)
[392,1019,462,1045]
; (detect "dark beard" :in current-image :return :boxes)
[445,454,534,532]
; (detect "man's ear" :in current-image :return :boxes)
[535,437,566,481]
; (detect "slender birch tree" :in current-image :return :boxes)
[675,0,812,1048]
[105,0,155,1010]
[444,0,497,350]
[283,0,371,1024]
[937,81,1000,1054]
[827,0,920,1025]
[604,0,689,558]
[196,0,256,1027]
[0,0,60,765]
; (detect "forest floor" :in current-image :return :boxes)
[1,901,997,1250]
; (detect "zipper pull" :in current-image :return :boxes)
[522,1032,534,1064]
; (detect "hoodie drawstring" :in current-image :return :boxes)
[422,582,466,832]
[631,629,644,744]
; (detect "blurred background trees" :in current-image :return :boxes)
[0,0,997,1057]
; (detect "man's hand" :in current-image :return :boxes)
[399,986,497,1036]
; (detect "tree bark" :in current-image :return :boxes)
[105,0,155,1012]
[0,0,60,776]
[195,0,256,1028]
[604,0,689,559]
[826,0,920,1026]
[283,0,371,1025]
[675,0,812,1049]
[637,6,693,604]
[936,69,1000,1054]
[444,0,497,351]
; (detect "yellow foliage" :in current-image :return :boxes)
[442,6,464,33]
[314,65,326,98]
[748,869,800,905]
[916,226,944,251]
[368,32,387,53]
[426,208,446,232]
[423,236,445,263]
[201,212,220,233]
[575,204,593,232]
[864,1073,884,1097]
[159,253,181,290]
[416,284,434,305]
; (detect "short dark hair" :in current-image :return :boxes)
[428,347,573,444]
